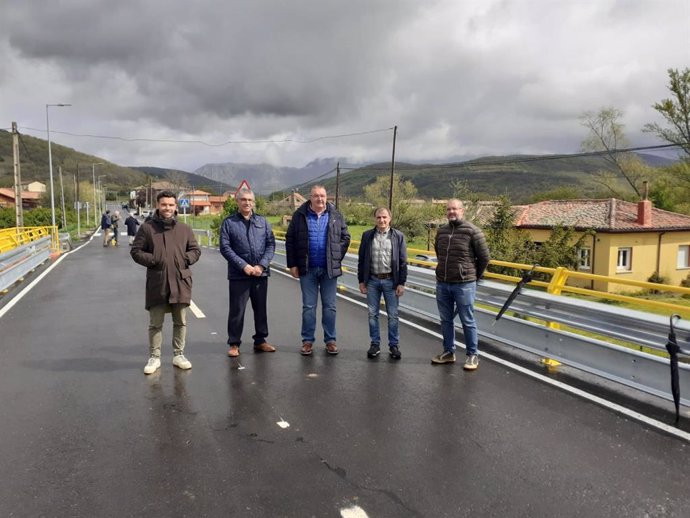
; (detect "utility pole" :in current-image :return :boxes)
[74,173,80,237]
[388,125,397,211]
[335,162,340,210]
[59,166,67,228]
[12,122,24,227]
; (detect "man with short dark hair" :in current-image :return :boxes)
[220,189,276,358]
[131,190,201,374]
[432,199,490,370]
[357,207,407,359]
[286,185,350,356]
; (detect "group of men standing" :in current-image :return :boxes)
[129,185,490,375]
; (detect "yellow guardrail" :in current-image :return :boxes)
[272,229,690,317]
[0,227,59,254]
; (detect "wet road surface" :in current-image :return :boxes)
[1,231,689,517]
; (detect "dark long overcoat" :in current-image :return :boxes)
[130,211,201,310]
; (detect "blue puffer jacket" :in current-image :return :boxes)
[219,212,276,280]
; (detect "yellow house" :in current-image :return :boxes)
[513,199,690,293]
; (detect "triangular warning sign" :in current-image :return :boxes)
[234,179,252,197]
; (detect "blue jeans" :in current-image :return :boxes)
[299,267,338,344]
[436,281,478,355]
[366,278,399,347]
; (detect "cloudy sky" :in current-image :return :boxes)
[1,0,688,173]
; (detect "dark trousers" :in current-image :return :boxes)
[227,277,269,347]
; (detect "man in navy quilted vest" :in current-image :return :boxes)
[286,185,351,356]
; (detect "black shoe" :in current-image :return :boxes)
[367,344,380,358]
[389,346,402,360]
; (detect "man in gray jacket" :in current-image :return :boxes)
[220,189,276,358]
[432,199,490,369]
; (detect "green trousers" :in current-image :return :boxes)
[148,303,187,358]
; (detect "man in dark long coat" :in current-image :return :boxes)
[131,190,201,374]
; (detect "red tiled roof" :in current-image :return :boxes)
[0,188,41,200]
[514,199,690,232]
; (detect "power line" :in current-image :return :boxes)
[333,143,685,172]
[17,126,394,146]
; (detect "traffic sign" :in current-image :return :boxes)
[179,199,190,208]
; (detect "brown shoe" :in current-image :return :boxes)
[325,342,339,355]
[254,342,276,353]
[300,342,313,356]
[227,345,240,357]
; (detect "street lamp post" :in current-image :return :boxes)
[92,163,104,225]
[46,103,71,231]
[98,175,107,216]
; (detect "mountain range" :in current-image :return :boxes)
[0,129,677,203]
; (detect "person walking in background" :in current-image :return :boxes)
[357,207,407,360]
[219,189,276,358]
[108,210,121,246]
[101,210,111,247]
[125,212,140,246]
[432,199,490,370]
[286,185,350,356]
[131,191,201,374]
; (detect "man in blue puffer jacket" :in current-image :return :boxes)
[220,189,276,358]
[286,185,351,356]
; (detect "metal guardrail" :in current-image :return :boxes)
[0,236,52,292]
[269,240,690,408]
[0,226,57,253]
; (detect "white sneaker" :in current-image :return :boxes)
[173,354,192,370]
[144,357,161,374]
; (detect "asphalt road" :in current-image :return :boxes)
[1,226,689,517]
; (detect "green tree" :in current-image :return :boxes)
[529,186,583,203]
[483,196,533,275]
[643,67,690,159]
[580,107,648,198]
[531,225,591,272]
[360,174,437,240]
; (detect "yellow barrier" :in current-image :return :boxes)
[273,230,690,317]
[0,227,59,254]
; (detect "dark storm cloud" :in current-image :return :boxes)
[4,0,424,129]
[1,0,687,169]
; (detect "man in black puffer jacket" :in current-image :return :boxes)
[431,199,490,370]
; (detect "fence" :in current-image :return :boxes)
[268,237,690,409]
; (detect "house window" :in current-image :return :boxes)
[678,245,690,269]
[578,248,591,270]
[617,247,632,271]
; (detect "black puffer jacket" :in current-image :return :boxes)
[286,201,350,278]
[434,219,490,283]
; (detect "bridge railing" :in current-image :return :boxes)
[269,238,690,409]
[0,234,52,292]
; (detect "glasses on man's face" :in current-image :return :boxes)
[239,198,254,203]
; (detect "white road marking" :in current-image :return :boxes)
[276,270,690,443]
[189,300,206,318]
[340,506,370,518]
[276,419,290,429]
